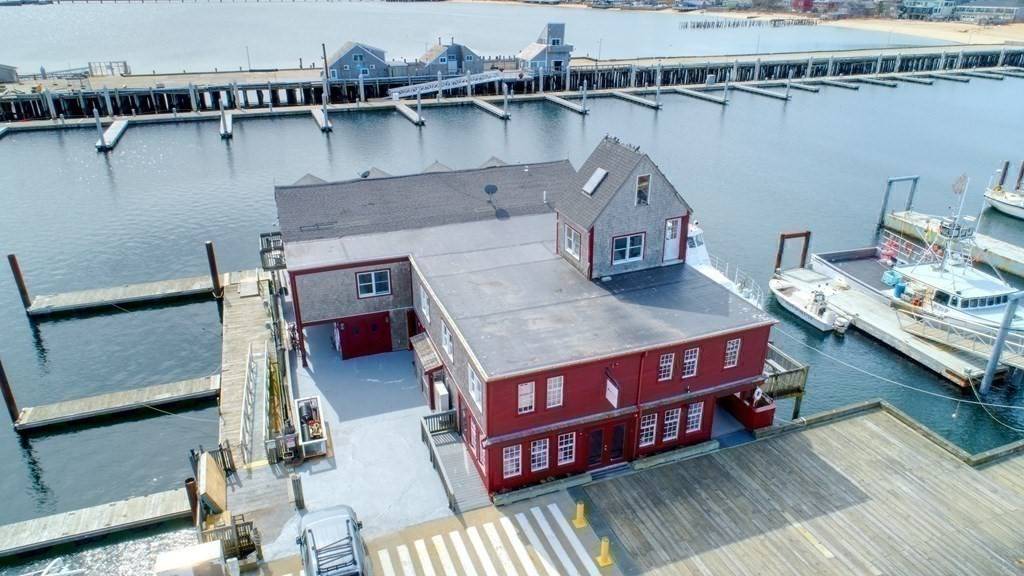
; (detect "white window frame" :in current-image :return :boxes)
[439,56,448,64]
[353,53,364,62]
[551,38,562,46]
[518,381,535,415]
[468,366,482,405]
[682,348,700,379]
[657,353,674,381]
[329,69,338,80]
[531,438,549,472]
[419,284,431,324]
[503,445,522,478]
[441,323,453,360]
[639,413,657,447]
[724,338,742,368]
[356,270,391,298]
[686,403,704,433]
[465,55,474,61]
[612,233,645,265]
[343,64,350,71]
[564,225,581,261]
[635,174,651,206]
[369,64,376,70]
[663,408,681,441]
[557,433,575,465]
[546,376,564,408]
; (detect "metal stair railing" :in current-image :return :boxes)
[388,69,534,99]
[896,308,1024,369]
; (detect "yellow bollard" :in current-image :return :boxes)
[596,536,614,567]
[572,500,588,529]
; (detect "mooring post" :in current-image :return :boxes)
[7,254,31,309]
[206,241,222,298]
[290,473,306,510]
[416,91,422,118]
[581,79,588,112]
[0,357,19,424]
[501,83,508,116]
[785,69,793,100]
[267,83,274,112]
[981,293,1022,395]
[437,71,443,102]
[655,62,662,105]
[93,108,106,149]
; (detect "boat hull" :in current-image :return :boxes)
[769,278,834,332]
[985,193,1024,220]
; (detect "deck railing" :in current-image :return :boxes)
[761,343,809,400]
[423,409,459,435]
[707,253,766,309]
[421,410,460,513]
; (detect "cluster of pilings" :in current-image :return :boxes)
[678,17,817,29]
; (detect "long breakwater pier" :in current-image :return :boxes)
[1,43,1021,123]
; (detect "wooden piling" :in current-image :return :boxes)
[206,241,221,298]
[7,254,31,309]
[0,358,19,424]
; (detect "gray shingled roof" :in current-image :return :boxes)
[422,161,452,173]
[293,173,327,186]
[557,137,644,228]
[479,156,507,168]
[361,167,391,179]
[327,41,387,66]
[275,160,575,243]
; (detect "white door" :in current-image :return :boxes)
[664,218,681,262]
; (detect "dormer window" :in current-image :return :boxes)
[582,168,608,196]
[635,174,650,206]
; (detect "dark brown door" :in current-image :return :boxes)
[587,429,604,467]
[608,424,626,462]
[587,422,628,468]
[339,312,392,359]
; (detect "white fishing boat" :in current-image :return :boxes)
[768,272,849,333]
[685,223,765,309]
[984,185,1024,220]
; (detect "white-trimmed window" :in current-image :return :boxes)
[470,422,478,455]
[419,284,431,324]
[502,445,521,478]
[369,64,376,69]
[682,348,700,378]
[518,382,535,415]
[546,376,564,408]
[356,270,390,298]
[612,234,644,265]
[686,403,704,433]
[439,56,448,64]
[465,55,474,61]
[663,408,681,441]
[343,64,350,70]
[564,225,581,260]
[353,54,364,62]
[531,438,549,472]
[468,367,482,405]
[635,174,651,206]
[724,338,742,368]
[557,433,575,465]
[657,353,674,381]
[552,38,562,46]
[329,69,338,80]
[639,413,657,447]
[441,323,453,359]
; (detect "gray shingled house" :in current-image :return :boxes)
[326,41,390,81]
[410,42,485,78]
[517,23,573,74]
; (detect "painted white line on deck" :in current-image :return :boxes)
[531,507,579,576]
[432,534,459,576]
[783,511,835,559]
[397,544,417,576]
[414,539,438,576]
[500,516,541,576]
[377,549,397,576]
[467,526,500,576]
[483,521,520,576]
[448,531,480,576]
[515,512,560,576]
[547,503,602,576]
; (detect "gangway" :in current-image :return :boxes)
[388,70,532,100]
[895,309,1024,370]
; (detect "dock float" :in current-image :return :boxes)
[996,69,1024,79]
[786,82,820,92]
[958,70,1004,80]
[731,84,790,100]
[394,102,425,126]
[0,489,190,558]
[95,119,128,151]
[310,108,332,132]
[819,79,861,90]
[471,98,510,120]
[543,94,588,115]
[857,77,898,87]
[14,375,220,431]
[672,87,727,104]
[26,273,219,317]
[219,112,233,139]
[883,210,1024,278]
[0,126,8,140]
[611,91,662,109]
[892,75,934,85]
[928,73,971,83]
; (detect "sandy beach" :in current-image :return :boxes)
[827,18,1024,45]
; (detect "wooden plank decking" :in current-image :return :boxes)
[27,274,220,316]
[15,375,220,431]
[0,489,190,558]
[582,410,1024,576]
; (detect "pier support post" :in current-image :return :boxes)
[268,83,274,112]
[290,473,305,510]
[7,254,30,309]
[655,62,662,106]
[581,80,588,112]
[416,92,422,119]
[93,108,106,149]
[0,358,19,425]
[998,48,1006,67]
[754,59,761,81]
[806,57,813,79]
[785,69,793,100]
[206,241,222,299]
[981,293,1022,395]
[44,90,56,120]
[358,74,365,103]
[437,72,443,102]
[103,87,113,117]
[502,83,508,116]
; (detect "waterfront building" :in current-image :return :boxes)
[517,23,573,75]
[325,41,389,81]
[408,41,485,77]
[898,0,957,19]
[275,137,777,494]
[0,64,17,84]
[953,0,1022,22]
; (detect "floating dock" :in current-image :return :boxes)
[819,78,860,90]
[959,70,1004,80]
[0,126,8,140]
[219,111,233,139]
[543,94,587,114]
[928,73,971,83]
[471,98,510,120]
[857,77,898,88]
[672,87,727,104]
[611,90,661,109]
[95,119,128,151]
[0,488,190,558]
[26,273,220,317]
[882,210,1024,278]
[997,69,1024,79]
[394,101,425,126]
[14,375,220,431]
[892,75,934,85]
[786,82,820,92]
[731,84,789,100]
[310,108,332,132]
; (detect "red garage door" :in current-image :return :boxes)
[337,312,392,359]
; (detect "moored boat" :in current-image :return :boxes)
[768,273,849,333]
[984,160,1024,220]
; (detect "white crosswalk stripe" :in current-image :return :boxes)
[377,548,397,576]
[467,526,500,576]
[515,512,561,576]
[414,539,437,576]
[432,534,459,576]
[397,544,417,576]
[448,531,480,576]
[532,506,579,576]
[500,516,541,576]
[483,521,520,576]
[547,503,602,576]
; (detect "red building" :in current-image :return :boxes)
[277,138,777,494]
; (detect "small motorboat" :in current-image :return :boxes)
[769,276,849,333]
[984,185,1024,220]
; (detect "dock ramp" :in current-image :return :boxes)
[387,70,530,99]
[895,309,1024,371]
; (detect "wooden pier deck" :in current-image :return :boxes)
[0,488,190,558]
[95,119,128,151]
[310,108,332,132]
[26,273,220,316]
[471,98,510,120]
[543,94,587,114]
[730,83,790,100]
[671,87,727,104]
[394,101,426,126]
[14,375,220,431]
[819,78,860,90]
[883,210,1024,278]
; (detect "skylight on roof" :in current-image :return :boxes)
[582,168,608,196]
